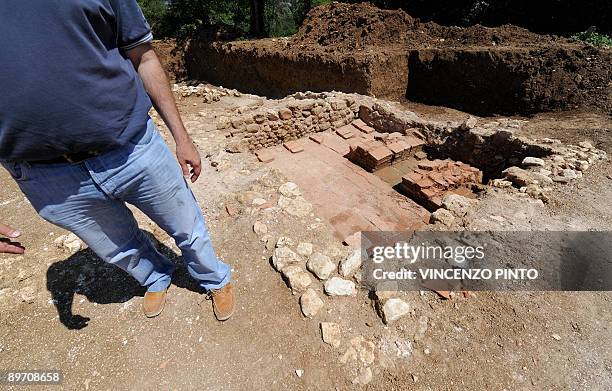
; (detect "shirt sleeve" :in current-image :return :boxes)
[111,0,153,50]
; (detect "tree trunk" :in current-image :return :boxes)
[250,0,266,37]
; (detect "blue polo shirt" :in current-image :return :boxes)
[0,0,154,161]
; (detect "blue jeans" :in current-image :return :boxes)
[1,119,231,292]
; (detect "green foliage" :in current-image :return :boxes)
[571,31,612,47]
[138,0,170,38]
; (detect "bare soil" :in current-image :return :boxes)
[176,2,611,115]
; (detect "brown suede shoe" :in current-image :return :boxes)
[209,283,235,321]
[143,288,168,318]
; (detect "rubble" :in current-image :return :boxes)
[339,249,362,278]
[430,208,455,226]
[296,242,313,257]
[380,298,410,324]
[320,322,342,348]
[53,233,83,255]
[300,288,324,317]
[271,246,301,272]
[324,277,357,296]
[306,253,336,280]
[281,265,312,294]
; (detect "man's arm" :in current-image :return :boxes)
[125,43,201,182]
[0,223,24,254]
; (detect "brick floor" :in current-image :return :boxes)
[283,140,304,153]
[255,149,275,163]
[266,138,429,239]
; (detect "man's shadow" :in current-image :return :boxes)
[46,231,202,330]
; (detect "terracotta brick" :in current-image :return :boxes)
[416,177,435,189]
[337,124,358,137]
[352,119,375,134]
[405,135,426,149]
[309,133,325,144]
[368,146,393,162]
[322,134,350,156]
[387,141,408,155]
[421,187,440,198]
[418,160,438,171]
[255,149,275,163]
[403,171,422,184]
[430,172,448,186]
[429,196,443,209]
[415,151,428,160]
[336,129,354,139]
[283,140,304,153]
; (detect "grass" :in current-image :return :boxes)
[571,30,612,47]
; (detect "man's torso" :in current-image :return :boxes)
[0,0,152,161]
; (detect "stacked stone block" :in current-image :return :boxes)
[221,97,359,152]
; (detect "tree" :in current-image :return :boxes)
[250,0,266,37]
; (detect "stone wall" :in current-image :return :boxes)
[221,94,360,153]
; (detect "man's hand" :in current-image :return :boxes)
[126,44,202,182]
[176,137,202,183]
[0,223,25,254]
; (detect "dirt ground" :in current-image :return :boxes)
[0,87,610,390]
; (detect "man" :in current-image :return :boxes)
[0,1,234,321]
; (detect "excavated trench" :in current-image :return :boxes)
[182,40,611,116]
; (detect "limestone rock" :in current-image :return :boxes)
[350,336,376,365]
[278,182,301,198]
[503,166,553,186]
[53,233,83,255]
[278,195,313,217]
[324,277,356,296]
[272,247,301,272]
[253,221,268,235]
[320,322,342,348]
[281,265,312,294]
[296,242,313,257]
[307,253,336,280]
[441,194,473,217]
[300,288,324,318]
[339,249,362,277]
[352,367,373,385]
[561,168,578,179]
[430,208,455,226]
[380,298,410,324]
[522,157,545,167]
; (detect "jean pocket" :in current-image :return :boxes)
[1,161,28,181]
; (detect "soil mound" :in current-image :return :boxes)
[292,2,420,50]
[292,1,565,51]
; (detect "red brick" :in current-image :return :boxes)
[322,134,350,156]
[255,149,276,163]
[283,140,304,153]
[387,141,408,155]
[336,129,355,139]
[337,124,358,136]
[421,187,441,198]
[429,172,448,186]
[405,135,426,149]
[402,171,423,184]
[418,160,438,171]
[416,177,435,189]
[309,133,325,144]
[352,119,375,134]
[368,146,393,162]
